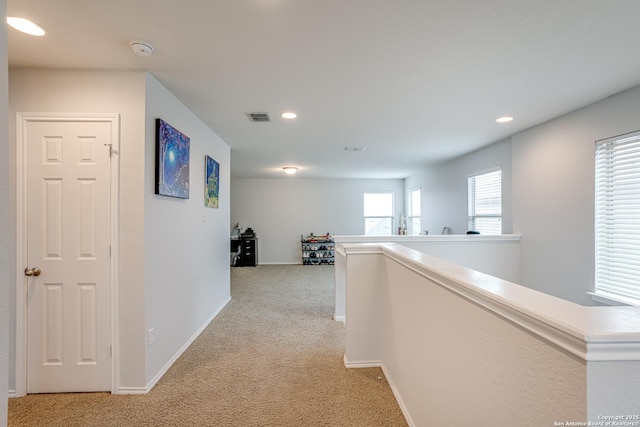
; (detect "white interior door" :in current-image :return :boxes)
[25,118,112,393]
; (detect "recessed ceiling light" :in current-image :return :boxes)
[281,112,297,119]
[282,166,298,175]
[496,116,513,123]
[7,17,47,36]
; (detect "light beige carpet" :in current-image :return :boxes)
[9,265,407,426]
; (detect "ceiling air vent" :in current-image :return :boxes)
[246,112,271,123]
[344,146,367,152]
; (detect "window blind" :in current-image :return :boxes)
[468,169,502,234]
[595,132,640,304]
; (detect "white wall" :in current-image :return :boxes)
[406,84,640,306]
[230,178,404,264]
[512,85,640,305]
[8,69,231,393]
[380,255,587,425]
[9,69,148,390]
[1,0,9,423]
[143,74,231,386]
[404,138,512,236]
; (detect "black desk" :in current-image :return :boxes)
[231,237,258,267]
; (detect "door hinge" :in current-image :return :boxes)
[104,143,118,158]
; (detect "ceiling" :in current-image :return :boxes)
[7,1,640,179]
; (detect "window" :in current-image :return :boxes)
[364,192,393,235]
[594,131,640,305]
[407,188,421,235]
[468,169,502,234]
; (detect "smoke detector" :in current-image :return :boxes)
[130,40,154,57]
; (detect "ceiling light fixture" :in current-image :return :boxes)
[496,116,514,123]
[283,167,298,175]
[281,112,297,119]
[7,17,47,36]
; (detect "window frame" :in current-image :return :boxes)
[594,130,640,306]
[467,167,502,235]
[407,187,421,235]
[363,191,394,236]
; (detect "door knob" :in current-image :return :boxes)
[25,267,42,277]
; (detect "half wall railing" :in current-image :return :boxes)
[337,242,640,426]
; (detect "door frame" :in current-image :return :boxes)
[15,113,121,397]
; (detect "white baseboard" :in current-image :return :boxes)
[116,296,232,395]
[381,363,414,427]
[255,262,300,265]
[115,386,148,395]
[343,354,381,368]
[8,389,16,398]
[334,315,345,324]
[343,356,412,425]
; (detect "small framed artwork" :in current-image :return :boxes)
[205,155,220,208]
[155,118,190,199]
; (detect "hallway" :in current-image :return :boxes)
[9,265,406,426]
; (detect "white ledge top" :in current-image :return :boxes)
[334,234,521,243]
[340,242,640,361]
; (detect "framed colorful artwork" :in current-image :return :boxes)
[205,155,220,208]
[155,118,190,199]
